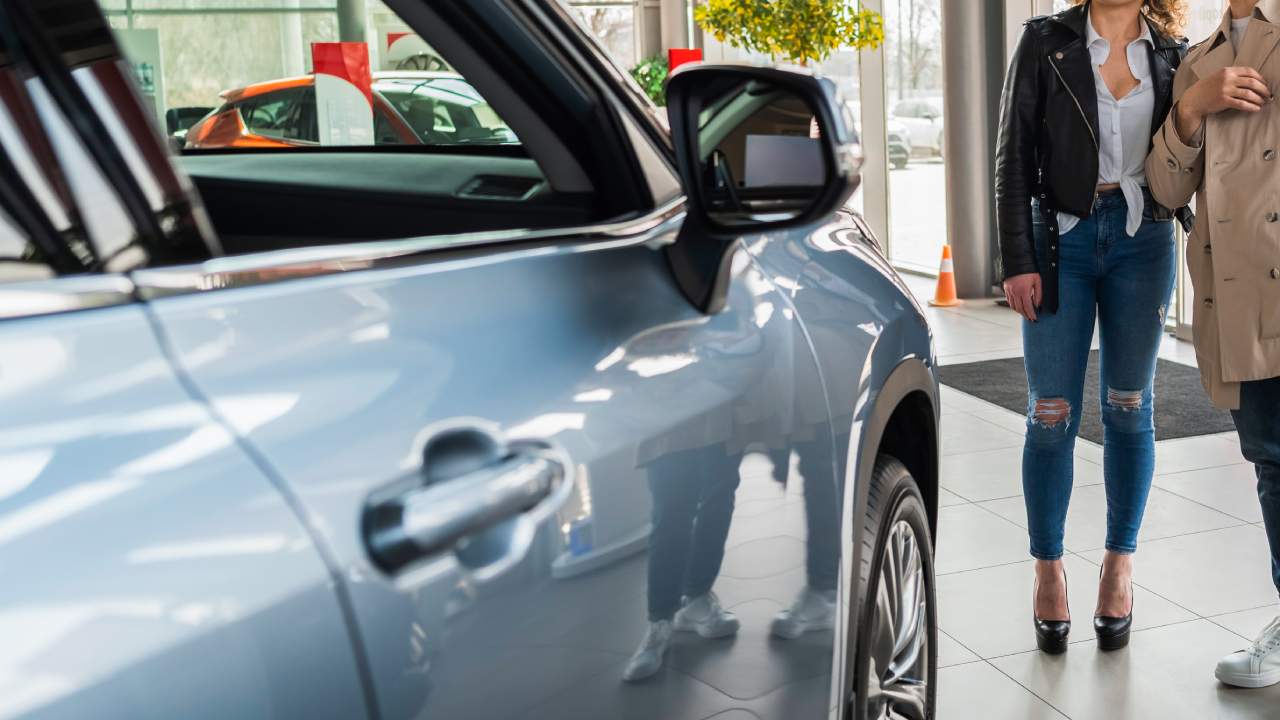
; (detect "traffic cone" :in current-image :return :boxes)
[929,245,963,307]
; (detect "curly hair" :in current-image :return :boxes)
[1069,1,1188,40]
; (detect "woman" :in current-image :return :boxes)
[995,0,1190,653]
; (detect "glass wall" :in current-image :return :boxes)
[565,1,640,69]
[883,0,946,272]
[101,1,339,112]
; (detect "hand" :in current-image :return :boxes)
[1176,66,1272,140]
[1003,272,1042,322]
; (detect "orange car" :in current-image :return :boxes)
[185,71,518,149]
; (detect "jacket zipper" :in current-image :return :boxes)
[1047,54,1098,151]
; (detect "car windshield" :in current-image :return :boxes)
[375,76,519,146]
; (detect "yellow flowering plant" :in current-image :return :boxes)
[695,0,884,66]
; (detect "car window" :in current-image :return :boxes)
[240,89,306,141]
[378,79,518,146]
[94,1,521,152]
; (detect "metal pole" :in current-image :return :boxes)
[336,0,367,43]
[940,0,1002,297]
[896,0,903,101]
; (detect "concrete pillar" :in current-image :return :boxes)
[280,0,305,77]
[337,0,366,43]
[940,0,1004,297]
[640,0,663,59]
[659,0,689,52]
[855,0,890,257]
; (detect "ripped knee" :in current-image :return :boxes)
[1030,397,1071,429]
[1104,387,1150,432]
[1106,388,1144,412]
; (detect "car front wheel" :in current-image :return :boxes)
[852,455,937,720]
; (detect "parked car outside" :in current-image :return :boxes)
[891,96,945,158]
[888,121,912,168]
[184,71,518,149]
[847,101,911,169]
[0,2,940,719]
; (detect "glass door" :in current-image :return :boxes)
[882,0,946,273]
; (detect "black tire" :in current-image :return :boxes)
[851,455,937,720]
[892,157,907,170]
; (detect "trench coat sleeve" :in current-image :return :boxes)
[1146,64,1206,210]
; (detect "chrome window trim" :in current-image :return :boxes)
[0,274,136,320]
[132,197,686,299]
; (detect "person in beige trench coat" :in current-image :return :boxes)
[1146,0,1280,690]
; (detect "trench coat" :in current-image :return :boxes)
[1146,0,1280,409]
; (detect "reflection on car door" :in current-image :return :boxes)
[38,0,847,714]
[139,215,840,717]
[0,19,368,713]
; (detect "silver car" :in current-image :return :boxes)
[0,1,940,718]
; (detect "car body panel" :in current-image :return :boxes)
[142,220,846,718]
[0,303,367,720]
[745,214,938,705]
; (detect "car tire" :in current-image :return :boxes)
[851,454,937,720]
[892,157,907,170]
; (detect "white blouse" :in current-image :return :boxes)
[1058,13,1155,238]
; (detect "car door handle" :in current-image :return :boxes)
[363,425,569,574]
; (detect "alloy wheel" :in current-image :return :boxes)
[863,519,930,720]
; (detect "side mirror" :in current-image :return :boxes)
[664,65,862,313]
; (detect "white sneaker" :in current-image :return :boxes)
[1216,616,1280,689]
[771,587,837,639]
[673,592,740,638]
[622,620,673,682]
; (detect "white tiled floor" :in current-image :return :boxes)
[901,274,1280,720]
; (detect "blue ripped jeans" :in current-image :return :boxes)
[1021,189,1176,560]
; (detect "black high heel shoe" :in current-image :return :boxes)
[1034,568,1071,655]
[1095,567,1134,651]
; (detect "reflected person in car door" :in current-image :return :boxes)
[619,283,767,682]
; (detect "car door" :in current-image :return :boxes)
[68,3,838,720]
[0,11,369,717]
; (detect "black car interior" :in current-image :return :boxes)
[182,151,598,254]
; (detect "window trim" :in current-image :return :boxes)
[0,197,685,321]
[0,272,136,319]
[132,195,684,299]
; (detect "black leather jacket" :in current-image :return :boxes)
[995,2,1192,313]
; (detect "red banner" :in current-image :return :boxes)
[312,42,374,145]
[312,42,373,107]
[668,48,703,74]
